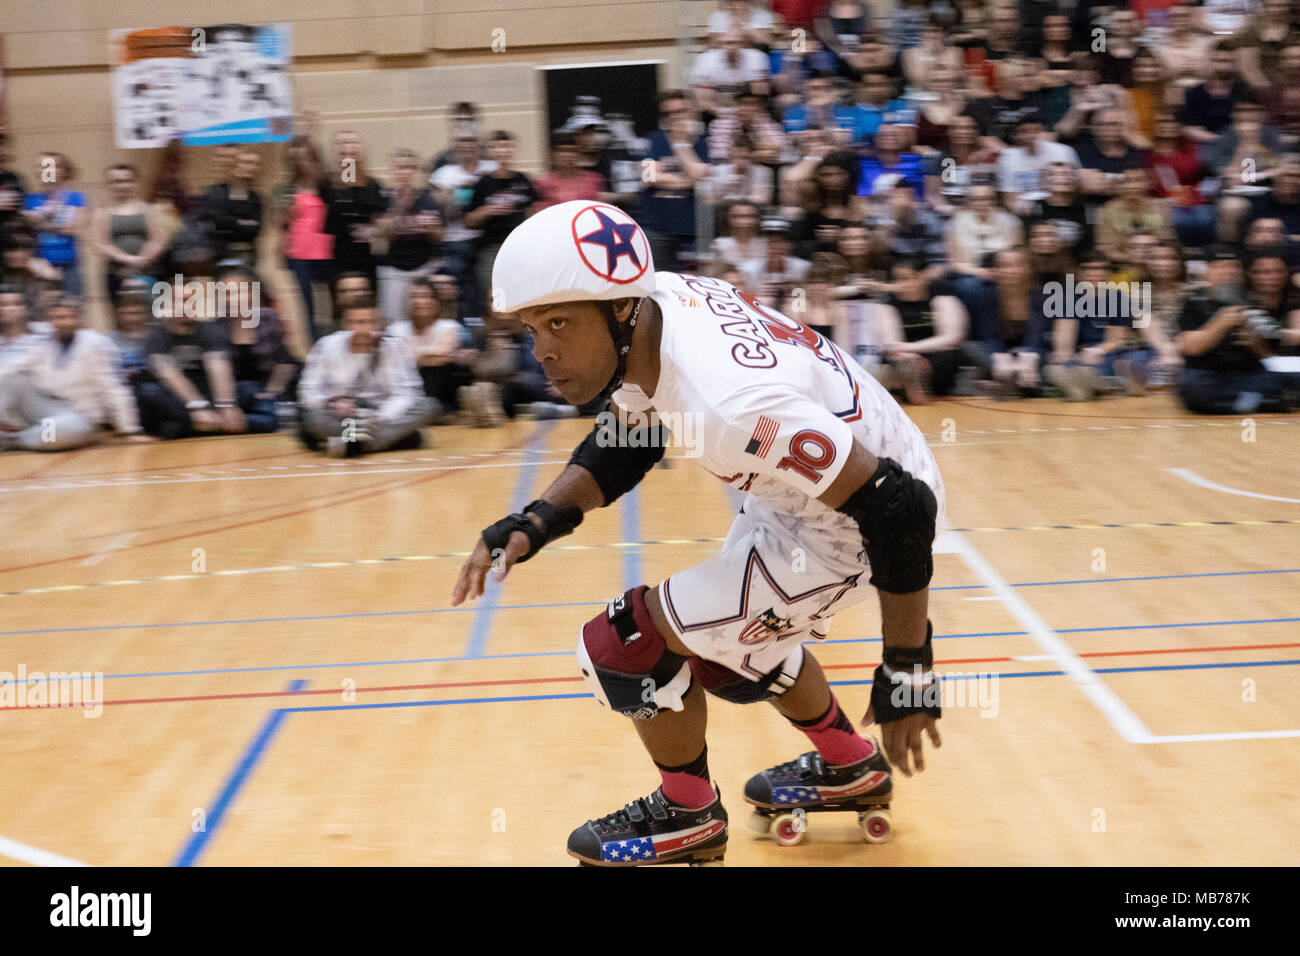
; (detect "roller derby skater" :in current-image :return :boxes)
[451,199,944,866]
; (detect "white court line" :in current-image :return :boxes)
[1143,729,1300,743]
[1168,468,1300,505]
[938,530,1154,744]
[0,834,91,867]
[79,532,138,567]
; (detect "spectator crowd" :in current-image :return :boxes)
[2,0,1299,458]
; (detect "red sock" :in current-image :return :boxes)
[790,698,873,766]
[656,748,716,810]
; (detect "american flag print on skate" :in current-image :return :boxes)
[770,770,889,806]
[599,819,727,862]
[745,415,780,458]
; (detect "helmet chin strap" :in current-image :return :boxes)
[600,296,645,398]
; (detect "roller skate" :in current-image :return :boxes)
[744,743,893,847]
[566,786,728,866]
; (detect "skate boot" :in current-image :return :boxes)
[566,786,728,866]
[744,743,893,847]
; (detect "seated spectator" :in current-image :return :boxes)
[0,295,147,452]
[1201,98,1283,187]
[1034,15,1077,130]
[791,149,869,256]
[1175,248,1300,412]
[854,72,917,142]
[93,163,168,303]
[333,271,374,322]
[783,253,851,342]
[996,110,1080,214]
[741,218,811,304]
[1096,167,1175,260]
[691,27,771,120]
[376,148,444,326]
[959,2,1028,95]
[912,64,970,154]
[1155,4,1215,91]
[1096,6,1141,87]
[534,132,605,210]
[833,222,890,296]
[709,0,776,51]
[389,277,472,412]
[458,311,576,426]
[23,152,86,296]
[707,88,785,165]
[1,227,61,325]
[1181,44,1254,143]
[813,2,873,78]
[218,263,298,430]
[1055,57,1140,149]
[945,183,1023,325]
[875,257,969,402]
[1238,0,1293,92]
[201,150,263,263]
[1073,108,1149,216]
[0,132,29,235]
[873,178,946,283]
[1147,112,1217,248]
[109,283,169,433]
[858,124,926,197]
[711,200,768,266]
[1030,160,1092,256]
[297,296,436,455]
[275,136,334,343]
[924,114,998,214]
[639,90,711,272]
[1241,247,1300,354]
[902,17,965,92]
[1141,240,1193,386]
[1262,40,1300,144]
[977,245,1050,397]
[781,71,862,145]
[1128,48,1178,149]
[708,133,776,209]
[965,57,1046,149]
[140,281,247,440]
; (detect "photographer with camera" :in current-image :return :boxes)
[1175,246,1300,414]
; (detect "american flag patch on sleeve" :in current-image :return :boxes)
[744,415,780,458]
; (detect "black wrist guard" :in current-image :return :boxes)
[870,620,941,724]
[481,499,583,564]
[568,411,669,506]
[835,456,938,594]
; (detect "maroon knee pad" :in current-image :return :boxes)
[576,585,692,719]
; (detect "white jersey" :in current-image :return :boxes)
[614,271,944,563]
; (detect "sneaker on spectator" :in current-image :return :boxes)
[1114,358,1147,396]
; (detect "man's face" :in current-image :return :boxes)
[392,155,419,188]
[0,292,26,333]
[518,300,622,405]
[888,185,913,218]
[863,75,890,105]
[807,78,833,104]
[660,98,688,130]
[409,284,437,321]
[1213,50,1236,79]
[488,138,515,166]
[1278,164,1300,197]
[115,301,147,334]
[337,277,371,305]
[1015,121,1041,148]
[1248,218,1285,246]
[1095,111,1123,145]
[455,135,479,166]
[347,308,381,349]
[3,243,32,271]
[433,275,458,305]
[1249,257,1288,294]
[50,306,80,341]
[1127,234,1157,263]
[1206,258,1243,288]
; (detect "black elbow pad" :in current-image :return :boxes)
[835,457,938,594]
[569,416,669,505]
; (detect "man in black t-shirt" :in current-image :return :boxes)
[1175,253,1300,414]
[377,148,445,326]
[465,130,539,312]
[143,300,244,439]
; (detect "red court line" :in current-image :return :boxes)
[0,432,534,576]
[0,443,307,483]
[6,640,1298,712]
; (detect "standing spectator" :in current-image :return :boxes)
[534,132,605,210]
[297,296,436,455]
[639,90,712,271]
[0,295,148,452]
[93,164,168,303]
[23,152,86,296]
[325,131,385,290]
[219,263,298,430]
[430,130,498,316]
[390,277,472,412]
[201,149,263,263]
[690,27,771,119]
[429,102,480,174]
[875,257,969,402]
[275,136,334,342]
[376,148,444,326]
[859,125,925,197]
[465,131,538,315]
[709,0,777,50]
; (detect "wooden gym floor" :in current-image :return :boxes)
[0,395,1297,866]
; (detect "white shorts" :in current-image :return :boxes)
[658,501,875,683]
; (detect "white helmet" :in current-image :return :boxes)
[491,200,656,314]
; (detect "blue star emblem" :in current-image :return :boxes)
[578,208,643,278]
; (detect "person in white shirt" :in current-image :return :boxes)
[740,218,811,304]
[708,0,775,49]
[996,113,1080,215]
[297,296,437,456]
[0,294,149,451]
[690,28,771,116]
[387,277,473,410]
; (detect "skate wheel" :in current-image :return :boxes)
[747,810,773,835]
[772,812,805,847]
[859,808,892,844]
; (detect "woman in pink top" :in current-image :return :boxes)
[532,132,604,211]
[276,137,334,341]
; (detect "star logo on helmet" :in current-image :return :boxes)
[571,205,650,284]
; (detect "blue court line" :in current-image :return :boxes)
[464,421,553,659]
[172,678,308,867]
[622,488,642,590]
[8,568,1298,640]
[274,658,1300,713]
[12,615,1299,686]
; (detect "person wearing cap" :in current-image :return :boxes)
[740,217,811,302]
[0,295,150,453]
[450,200,946,866]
